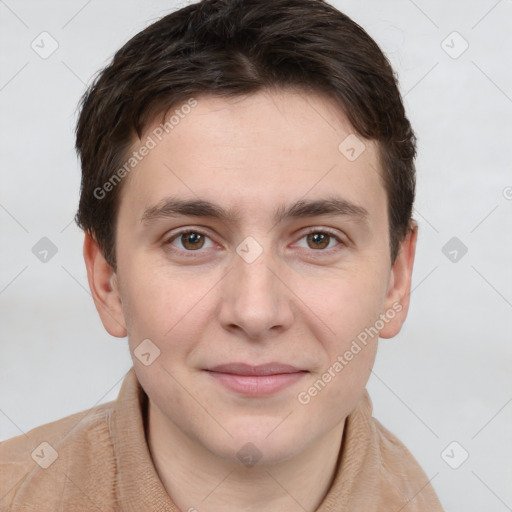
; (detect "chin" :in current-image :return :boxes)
[213,420,307,466]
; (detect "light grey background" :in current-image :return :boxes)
[1,0,511,509]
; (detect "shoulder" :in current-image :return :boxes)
[0,399,117,510]
[371,416,444,511]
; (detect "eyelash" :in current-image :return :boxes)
[163,227,345,257]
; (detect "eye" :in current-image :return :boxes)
[294,229,344,252]
[166,230,215,252]
[163,227,345,257]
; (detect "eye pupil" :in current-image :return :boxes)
[182,232,204,250]
[307,232,329,250]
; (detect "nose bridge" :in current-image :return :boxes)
[219,238,293,338]
[236,250,276,301]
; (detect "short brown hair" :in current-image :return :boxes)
[75,0,416,268]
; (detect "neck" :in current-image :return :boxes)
[147,400,345,512]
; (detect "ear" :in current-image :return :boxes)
[379,222,418,339]
[83,232,127,338]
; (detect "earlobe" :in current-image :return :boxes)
[83,232,127,338]
[379,222,418,339]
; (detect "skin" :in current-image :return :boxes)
[84,88,417,512]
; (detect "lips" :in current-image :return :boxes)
[208,362,305,376]
[205,362,307,396]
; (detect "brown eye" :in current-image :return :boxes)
[165,228,216,256]
[180,231,205,250]
[306,232,331,250]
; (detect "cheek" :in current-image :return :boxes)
[119,259,216,355]
[294,273,382,420]
[299,264,388,342]
[297,265,385,387]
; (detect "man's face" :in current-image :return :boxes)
[99,89,410,464]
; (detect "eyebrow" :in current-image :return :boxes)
[140,196,369,227]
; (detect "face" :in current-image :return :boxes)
[86,88,416,466]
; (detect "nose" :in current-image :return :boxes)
[217,244,294,341]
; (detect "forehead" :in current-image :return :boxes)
[118,89,386,227]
